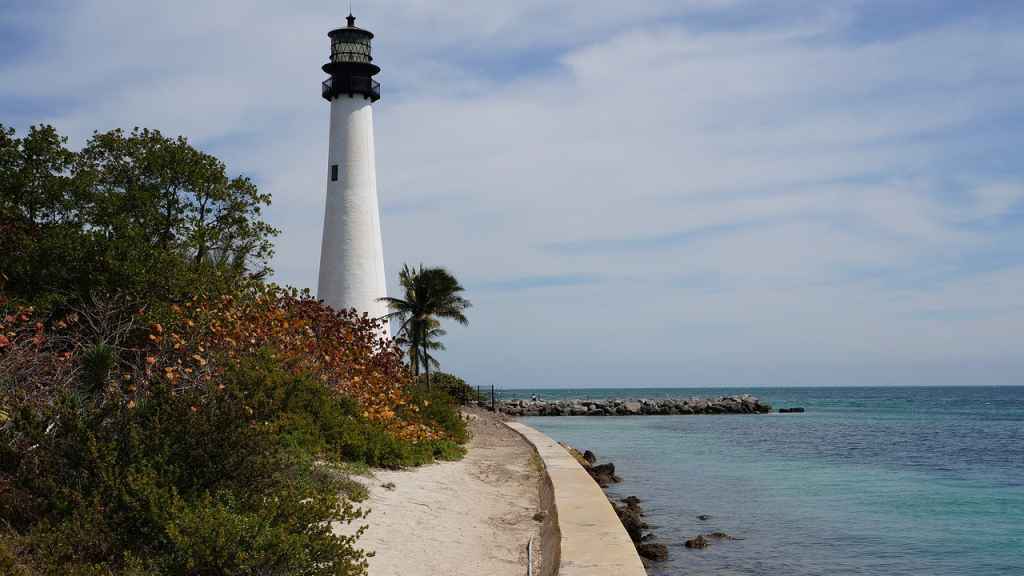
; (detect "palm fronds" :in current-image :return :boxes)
[379,264,470,385]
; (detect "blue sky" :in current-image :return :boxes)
[3,1,1023,388]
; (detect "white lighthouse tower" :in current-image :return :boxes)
[317,13,389,330]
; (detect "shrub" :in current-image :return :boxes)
[404,383,469,445]
[0,324,470,573]
[0,285,441,442]
[0,357,369,576]
[0,538,29,576]
[216,350,463,469]
[418,371,483,404]
[141,285,437,441]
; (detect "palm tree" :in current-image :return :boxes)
[380,264,470,387]
[394,317,445,376]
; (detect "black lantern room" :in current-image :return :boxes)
[321,14,381,102]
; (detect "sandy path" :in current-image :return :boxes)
[338,409,542,576]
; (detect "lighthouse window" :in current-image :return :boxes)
[330,164,339,182]
[331,35,372,64]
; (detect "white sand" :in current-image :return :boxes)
[337,410,543,576]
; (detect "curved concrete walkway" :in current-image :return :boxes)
[507,422,646,576]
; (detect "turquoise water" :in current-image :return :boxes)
[519,386,1024,575]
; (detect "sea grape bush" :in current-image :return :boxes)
[143,284,439,441]
[0,283,450,442]
[0,286,467,574]
[0,353,371,575]
[0,283,469,574]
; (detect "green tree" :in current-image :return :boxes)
[0,124,80,303]
[380,264,471,386]
[0,124,278,308]
[395,317,445,375]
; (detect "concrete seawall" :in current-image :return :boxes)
[507,421,647,576]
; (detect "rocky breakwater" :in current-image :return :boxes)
[501,395,772,417]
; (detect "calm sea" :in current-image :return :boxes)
[516,386,1024,576]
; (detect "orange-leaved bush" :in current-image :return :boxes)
[1,283,444,442]
[141,284,441,441]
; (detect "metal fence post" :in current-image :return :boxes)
[527,536,534,576]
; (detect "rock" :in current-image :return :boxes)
[498,395,774,416]
[685,535,709,549]
[623,501,644,517]
[779,407,805,413]
[582,450,597,465]
[622,496,641,506]
[615,505,647,542]
[696,514,712,521]
[589,462,621,486]
[636,543,669,562]
[704,531,739,540]
[720,398,741,413]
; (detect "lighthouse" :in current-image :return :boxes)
[317,13,389,331]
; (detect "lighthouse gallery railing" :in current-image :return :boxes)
[322,76,380,101]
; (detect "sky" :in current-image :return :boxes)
[2,1,1023,388]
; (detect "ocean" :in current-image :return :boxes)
[515,386,1024,576]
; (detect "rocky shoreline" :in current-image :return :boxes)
[500,395,773,417]
[561,444,669,567]
[560,443,749,571]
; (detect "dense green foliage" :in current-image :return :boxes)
[229,352,465,468]
[0,124,277,309]
[404,383,470,446]
[416,371,483,405]
[0,357,368,575]
[381,264,471,383]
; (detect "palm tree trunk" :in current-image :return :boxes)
[411,319,420,378]
[411,317,419,381]
[423,340,430,390]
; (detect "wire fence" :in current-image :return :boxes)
[428,382,511,412]
[470,385,523,412]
